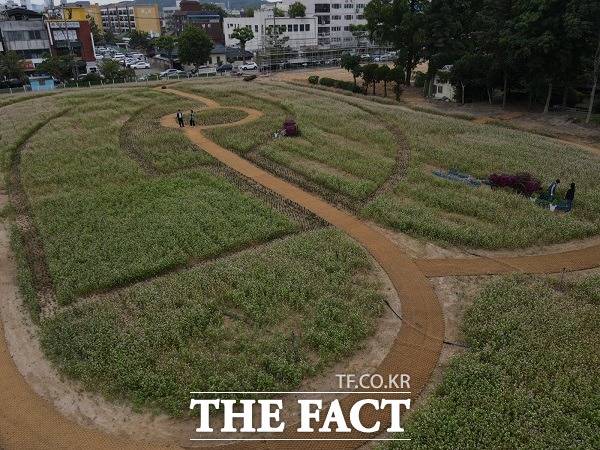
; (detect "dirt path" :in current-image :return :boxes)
[159,87,446,447]
[1,85,599,450]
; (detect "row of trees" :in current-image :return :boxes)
[341,54,405,99]
[364,0,600,121]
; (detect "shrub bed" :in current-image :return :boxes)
[318,77,363,93]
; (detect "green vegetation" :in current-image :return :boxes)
[194,107,248,126]
[179,80,600,248]
[393,275,600,449]
[122,96,214,173]
[17,89,297,304]
[180,83,397,201]
[41,229,383,416]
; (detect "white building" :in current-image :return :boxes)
[279,0,368,47]
[224,6,317,51]
[432,65,456,101]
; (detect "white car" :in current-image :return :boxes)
[240,62,258,71]
[160,68,185,77]
[131,61,151,69]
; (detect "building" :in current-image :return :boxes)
[224,5,317,51]
[46,19,96,71]
[171,1,224,43]
[279,0,368,48]
[100,1,161,37]
[432,65,456,101]
[63,2,103,31]
[0,7,51,72]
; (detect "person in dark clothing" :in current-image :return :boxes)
[565,182,576,207]
[176,109,184,127]
[189,109,196,127]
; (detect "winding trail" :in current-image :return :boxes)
[0,85,599,449]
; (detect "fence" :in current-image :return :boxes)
[0,71,223,96]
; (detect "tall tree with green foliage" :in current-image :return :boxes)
[376,64,392,96]
[364,0,427,85]
[361,63,379,94]
[99,59,123,79]
[37,54,76,81]
[565,0,600,123]
[273,6,285,17]
[231,26,254,63]
[178,25,213,68]
[288,2,306,18]
[349,24,369,48]
[390,65,405,100]
[154,35,176,68]
[423,0,482,96]
[0,51,24,80]
[341,53,361,86]
[128,30,152,52]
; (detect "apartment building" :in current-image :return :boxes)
[280,0,368,47]
[171,1,224,43]
[46,20,96,66]
[100,1,160,37]
[0,7,51,71]
[224,6,317,51]
[63,1,103,31]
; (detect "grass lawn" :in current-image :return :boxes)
[5,85,385,419]
[40,228,383,416]
[180,80,600,249]
[392,275,600,449]
[194,107,248,126]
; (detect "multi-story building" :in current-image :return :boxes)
[46,19,96,71]
[100,1,161,37]
[171,0,224,43]
[280,0,368,47]
[0,7,51,72]
[224,6,317,52]
[63,2,103,31]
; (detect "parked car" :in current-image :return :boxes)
[131,61,151,69]
[240,62,258,71]
[160,68,185,77]
[113,53,125,60]
[216,63,233,72]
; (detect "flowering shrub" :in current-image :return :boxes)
[488,172,541,196]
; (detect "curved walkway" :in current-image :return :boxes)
[1,85,599,449]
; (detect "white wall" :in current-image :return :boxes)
[279,0,369,47]
[224,9,317,51]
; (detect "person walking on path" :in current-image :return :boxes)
[547,179,560,200]
[176,109,184,127]
[190,109,196,127]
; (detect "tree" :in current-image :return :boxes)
[178,25,213,68]
[288,2,306,18]
[390,65,405,100]
[565,0,600,122]
[104,30,117,45]
[349,24,368,48]
[154,35,176,68]
[231,26,254,63]
[244,7,255,17]
[273,6,285,17]
[361,63,378,94]
[37,54,76,81]
[0,51,24,80]
[376,64,392,96]
[87,16,104,45]
[450,53,491,104]
[99,59,122,79]
[364,0,427,85]
[341,53,361,86]
[128,30,152,52]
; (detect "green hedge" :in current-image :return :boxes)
[308,75,319,84]
[318,77,363,93]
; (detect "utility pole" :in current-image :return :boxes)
[60,2,79,79]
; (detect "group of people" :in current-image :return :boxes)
[547,179,576,210]
[176,109,196,128]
